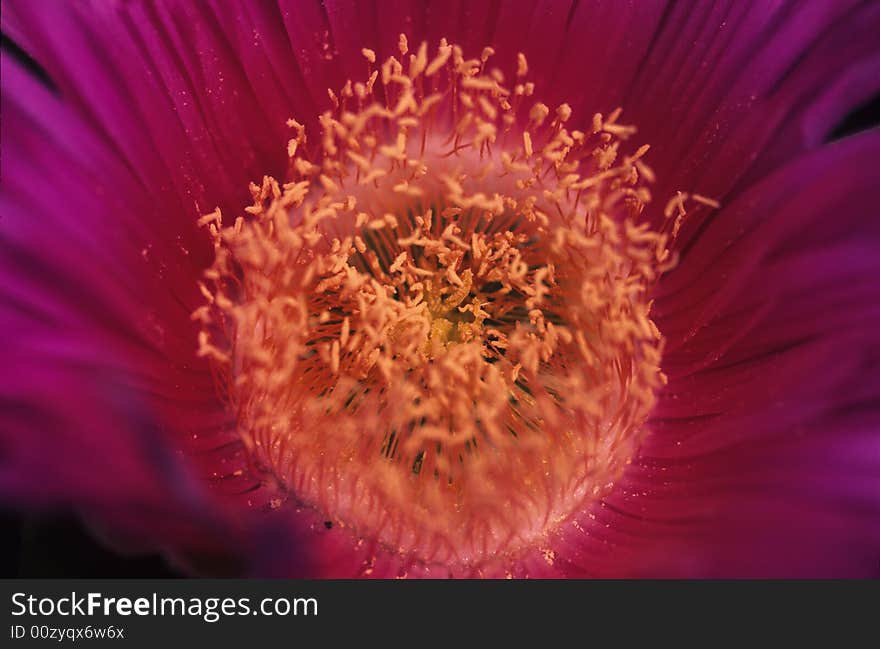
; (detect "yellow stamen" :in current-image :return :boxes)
[196,37,693,569]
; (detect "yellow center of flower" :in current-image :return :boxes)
[194,37,698,569]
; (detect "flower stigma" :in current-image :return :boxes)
[194,37,698,570]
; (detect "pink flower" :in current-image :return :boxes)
[2,0,878,577]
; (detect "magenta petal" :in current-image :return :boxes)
[544,132,880,578]
[617,0,880,228]
[3,0,287,217]
[656,130,880,351]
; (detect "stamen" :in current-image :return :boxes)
[196,37,700,569]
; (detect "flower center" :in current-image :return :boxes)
[195,37,686,569]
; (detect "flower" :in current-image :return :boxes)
[2,0,879,578]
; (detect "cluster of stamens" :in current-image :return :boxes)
[194,36,711,568]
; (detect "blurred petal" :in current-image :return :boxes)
[0,52,236,556]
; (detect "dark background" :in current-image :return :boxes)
[0,512,181,578]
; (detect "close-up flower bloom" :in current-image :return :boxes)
[1,0,878,578]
